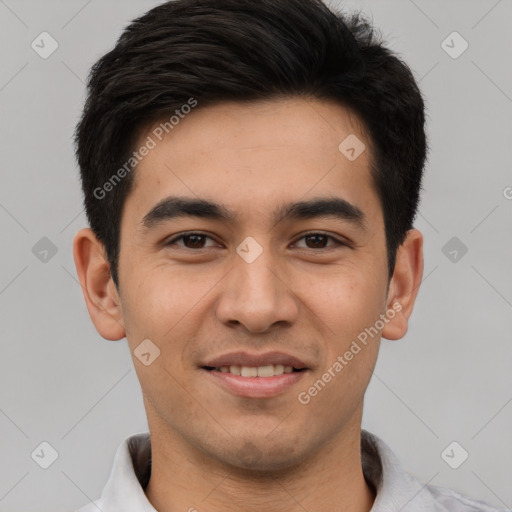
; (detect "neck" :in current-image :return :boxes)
[144,415,375,512]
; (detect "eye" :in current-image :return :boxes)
[293,232,346,250]
[165,232,219,249]
[164,231,347,251]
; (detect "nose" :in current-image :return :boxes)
[214,249,300,334]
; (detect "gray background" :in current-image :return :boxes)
[0,0,511,510]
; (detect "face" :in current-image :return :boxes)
[101,98,404,470]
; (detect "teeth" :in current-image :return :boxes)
[241,366,258,377]
[274,364,285,375]
[257,365,274,377]
[229,365,241,375]
[215,364,298,377]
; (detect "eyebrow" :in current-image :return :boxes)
[141,195,367,231]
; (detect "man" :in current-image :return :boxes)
[72,0,505,511]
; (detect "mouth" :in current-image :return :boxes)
[200,350,309,372]
[199,352,310,398]
[202,364,306,377]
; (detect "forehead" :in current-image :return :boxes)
[125,97,380,228]
[138,97,369,166]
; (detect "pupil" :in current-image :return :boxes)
[306,234,327,248]
[185,234,204,248]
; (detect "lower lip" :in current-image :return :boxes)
[202,369,308,398]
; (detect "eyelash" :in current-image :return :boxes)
[165,231,347,250]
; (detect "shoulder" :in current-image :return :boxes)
[423,482,508,512]
[361,430,507,512]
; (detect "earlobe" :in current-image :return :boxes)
[381,229,424,341]
[73,228,126,341]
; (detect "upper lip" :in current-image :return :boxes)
[201,351,309,369]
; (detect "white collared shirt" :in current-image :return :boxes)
[75,430,507,512]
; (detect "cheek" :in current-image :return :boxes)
[297,274,383,416]
[301,261,387,344]
[120,265,203,344]
[120,270,206,397]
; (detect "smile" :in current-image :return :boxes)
[201,366,308,398]
[203,364,304,377]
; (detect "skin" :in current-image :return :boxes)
[73,97,423,512]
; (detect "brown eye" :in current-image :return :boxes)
[166,232,217,249]
[294,233,344,250]
[304,234,329,248]
[181,234,207,248]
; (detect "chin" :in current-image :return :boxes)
[214,437,310,475]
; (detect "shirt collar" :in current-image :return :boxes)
[98,431,156,512]
[361,429,436,511]
[83,430,457,512]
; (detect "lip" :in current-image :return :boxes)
[201,367,309,398]
[200,351,309,369]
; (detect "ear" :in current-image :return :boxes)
[73,228,126,341]
[381,228,423,341]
